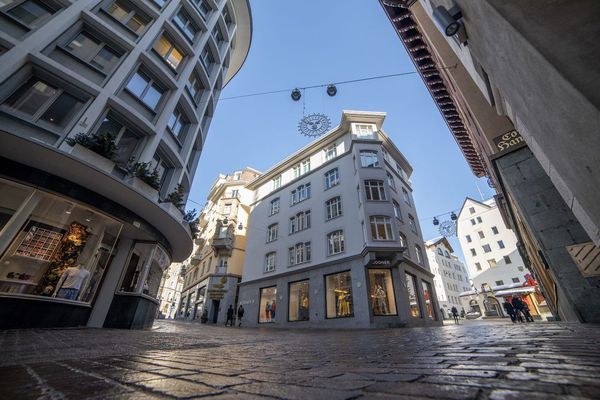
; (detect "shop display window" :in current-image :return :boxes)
[368,269,397,316]
[421,280,435,319]
[194,286,206,320]
[288,280,309,322]
[120,242,170,299]
[325,270,354,318]
[259,286,277,323]
[405,273,421,318]
[0,180,122,303]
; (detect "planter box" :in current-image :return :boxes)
[160,201,184,223]
[68,143,115,174]
[129,176,159,203]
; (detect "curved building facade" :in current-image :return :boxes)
[0,0,251,329]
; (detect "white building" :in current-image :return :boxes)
[238,111,441,328]
[157,262,184,319]
[424,237,470,319]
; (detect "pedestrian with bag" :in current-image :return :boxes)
[237,304,245,327]
[451,306,459,324]
[225,305,235,327]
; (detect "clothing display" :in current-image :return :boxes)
[336,290,352,317]
[371,284,389,315]
[54,266,89,301]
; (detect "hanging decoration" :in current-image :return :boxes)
[293,84,337,138]
[438,220,457,237]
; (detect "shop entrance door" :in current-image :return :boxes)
[211,299,220,323]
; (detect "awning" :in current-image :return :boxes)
[494,286,536,297]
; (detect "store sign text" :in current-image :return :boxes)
[494,130,524,153]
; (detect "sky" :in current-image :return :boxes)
[187,0,496,263]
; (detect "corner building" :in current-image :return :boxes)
[239,111,441,328]
[0,0,251,329]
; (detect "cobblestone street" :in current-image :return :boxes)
[1,320,600,399]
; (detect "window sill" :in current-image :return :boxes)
[325,214,342,222]
[123,88,159,115]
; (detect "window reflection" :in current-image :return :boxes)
[259,286,277,323]
[288,280,309,322]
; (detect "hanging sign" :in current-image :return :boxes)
[493,130,524,154]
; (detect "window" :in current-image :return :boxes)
[222,203,232,215]
[444,250,450,258]
[264,252,276,272]
[288,280,309,322]
[292,164,301,178]
[492,226,499,235]
[94,113,142,165]
[106,0,149,35]
[327,230,345,255]
[518,266,524,272]
[324,168,339,189]
[360,150,379,167]
[466,235,472,243]
[469,207,475,214]
[477,216,482,223]
[408,214,417,234]
[402,188,410,205]
[405,273,420,318]
[478,231,485,239]
[470,219,476,225]
[398,232,407,248]
[150,151,172,191]
[301,159,311,174]
[415,245,423,264]
[126,70,165,110]
[512,277,520,283]
[325,197,342,220]
[222,5,233,26]
[200,46,214,73]
[289,210,310,234]
[288,242,311,266]
[393,200,401,220]
[355,124,373,137]
[269,198,280,216]
[503,255,512,264]
[470,248,477,256]
[186,71,204,103]
[325,271,353,318]
[290,183,311,205]
[370,216,393,241]
[167,107,188,140]
[365,180,386,201]
[6,0,56,28]
[266,224,278,242]
[4,78,85,130]
[495,280,504,286]
[191,0,211,19]
[368,269,397,315]
[230,189,239,198]
[324,144,337,161]
[173,10,199,43]
[258,286,276,323]
[482,244,492,253]
[272,175,282,190]
[422,281,435,319]
[488,259,497,268]
[65,31,123,73]
[212,26,224,44]
[386,172,396,190]
[497,240,505,249]
[153,35,184,71]
[437,248,443,256]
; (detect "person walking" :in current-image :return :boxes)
[225,305,235,327]
[511,296,525,323]
[503,298,516,322]
[523,301,534,322]
[451,306,459,324]
[237,304,245,327]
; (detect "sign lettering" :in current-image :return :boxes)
[493,130,524,153]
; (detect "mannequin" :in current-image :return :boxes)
[372,284,389,314]
[54,264,90,300]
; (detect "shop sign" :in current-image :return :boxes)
[368,258,392,266]
[493,130,524,154]
[207,288,227,299]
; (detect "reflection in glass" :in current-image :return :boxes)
[325,271,353,318]
[259,286,277,323]
[368,269,397,315]
[421,280,435,320]
[288,280,309,322]
[120,243,170,299]
[405,273,420,317]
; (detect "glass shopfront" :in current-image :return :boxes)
[119,242,171,299]
[194,286,206,320]
[421,280,435,319]
[0,179,122,303]
[259,286,277,323]
[325,271,354,318]
[288,280,309,321]
[405,273,421,318]
[368,269,397,316]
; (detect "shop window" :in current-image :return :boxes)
[125,69,165,111]
[405,273,420,318]
[421,280,435,319]
[0,183,123,303]
[5,0,57,29]
[269,198,280,216]
[3,77,86,130]
[368,269,397,316]
[325,196,342,220]
[327,230,345,255]
[324,168,339,189]
[370,216,393,240]
[173,9,199,43]
[288,280,309,322]
[258,286,277,323]
[120,243,170,298]
[325,271,353,318]
[105,0,150,35]
[365,180,386,201]
[153,34,185,71]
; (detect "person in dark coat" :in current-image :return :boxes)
[237,304,245,327]
[225,305,235,326]
[522,301,534,322]
[503,299,516,322]
[511,296,525,323]
[451,306,459,324]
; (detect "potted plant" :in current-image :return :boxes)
[127,161,160,201]
[184,209,200,238]
[65,131,118,174]
[161,184,186,220]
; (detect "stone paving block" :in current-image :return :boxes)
[234,382,360,400]
[133,377,223,398]
[365,381,480,399]
[181,372,252,388]
[488,389,588,400]
[420,375,565,394]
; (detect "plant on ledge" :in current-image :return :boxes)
[165,184,186,211]
[127,161,161,190]
[184,209,200,238]
[66,131,118,161]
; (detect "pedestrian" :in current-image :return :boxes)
[271,300,277,320]
[511,296,525,323]
[225,305,234,326]
[523,302,534,322]
[237,304,245,327]
[460,308,465,319]
[503,298,516,323]
[265,301,271,322]
[451,306,459,324]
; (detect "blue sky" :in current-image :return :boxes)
[188,0,495,262]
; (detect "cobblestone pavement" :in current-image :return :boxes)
[1,320,600,400]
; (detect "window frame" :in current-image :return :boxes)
[269,198,280,216]
[3,0,58,30]
[264,252,276,273]
[103,0,151,37]
[172,8,200,44]
[325,196,342,221]
[359,150,380,168]
[124,68,166,112]
[364,180,386,201]
[369,215,394,241]
[266,223,278,243]
[326,230,345,256]
[152,33,186,72]
[288,242,311,266]
[324,168,339,189]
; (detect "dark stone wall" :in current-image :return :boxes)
[0,297,90,329]
[104,294,158,330]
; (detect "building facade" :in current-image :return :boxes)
[156,261,184,319]
[177,167,259,324]
[424,237,469,319]
[238,111,440,328]
[380,0,600,322]
[0,0,251,329]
